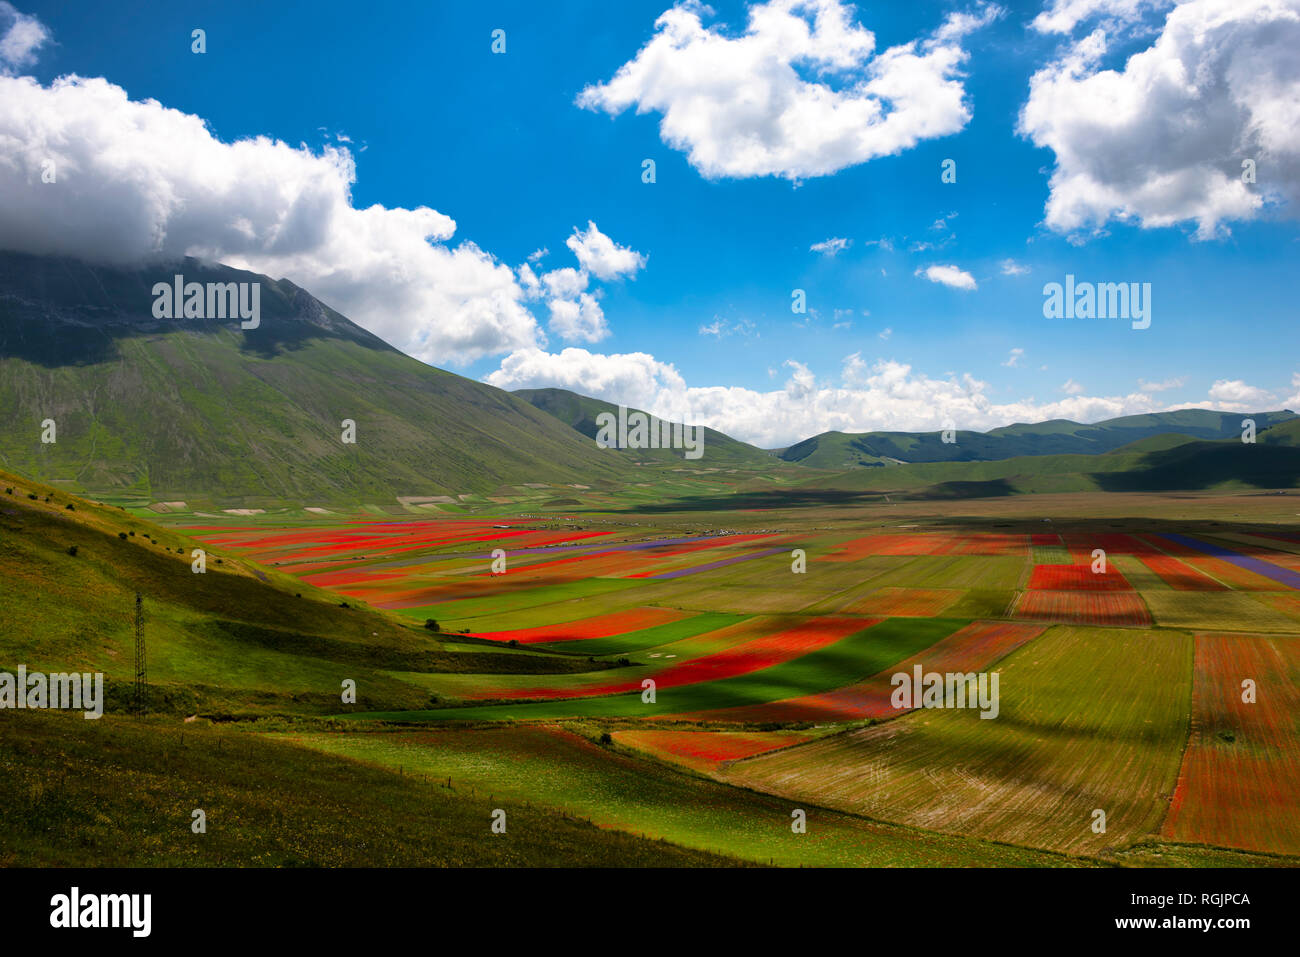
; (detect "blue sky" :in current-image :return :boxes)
[4,0,1298,445]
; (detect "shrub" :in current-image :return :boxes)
[66,545,78,557]
[598,732,613,746]
[65,503,75,510]
[118,532,128,540]
[424,619,441,632]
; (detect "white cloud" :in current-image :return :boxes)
[577,0,1003,180]
[0,72,651,365]
[1207,378,1275,409]
[1002,347,1025,367]
[565,220,646,280]
[878,327,892,340]
[540,266,588,299]
[1000,258,1029,276]
[811,236,851,256]
[0,2,50,73]
[1020,0,1300,240]
[547,293,609,343]
[1030,0,1169,35]
[489,348,1282,447]
[1062,378,1086,394]
[915,263,977,290]
[1284,371,1300,409]
[0,74,550,365]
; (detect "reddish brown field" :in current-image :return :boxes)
[611,730,815,772]
[1162,634,1300,855]
[844,587,963,617]
[1138,553,1228,591]
[1028,564,1134,591]
[1014,590,1152,626]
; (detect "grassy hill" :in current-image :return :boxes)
[0,251,630,506]
[0,467,615,717]
[515,387,778,468]
[780,409,1297,469]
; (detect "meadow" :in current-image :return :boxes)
[5,468,1299,866]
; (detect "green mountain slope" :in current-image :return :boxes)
[0,252,629,505]
[515,386,778,468]
[780,409,1297,468]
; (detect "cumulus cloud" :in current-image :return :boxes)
[1020,0,1300,240]
[811,236,851,256]
[547,293,609,343]
[489,347,1291,447]
[1208,378,1275,409]
[1000,258,1029,275]
[0,74,546,363]
[1003,347,1025,367]
[0,70,652,363]
[1062,378,1086,394]
[540,266,589,299]
[577,0,1002,180]
[565,220,646,280]
[488,348,1296,447]
[0,2,50,73]
[915,263,977,290]
[1030,0,1169,35]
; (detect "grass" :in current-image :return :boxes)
[0,712,727,866]
[281,725,1072,867]
[724,625,1194,858]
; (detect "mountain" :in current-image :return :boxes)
[514,387,778,468]
[0,251,630,505]
[779,409,1298,469]
[802,434,1300,498]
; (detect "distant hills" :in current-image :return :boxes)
[1,249,1294,506]
[777,409,1297,469]
[0,251,627,505]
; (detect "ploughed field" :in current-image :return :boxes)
[192,511,1300,864]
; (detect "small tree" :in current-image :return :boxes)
[424,619,441,632]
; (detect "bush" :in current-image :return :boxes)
[598,732,613,746]
[66,545,78,557]
[65,503,75,510]
[424,619,441,632]
[118,532,128,540]
[4,487,11,494]
[616,657,631,667]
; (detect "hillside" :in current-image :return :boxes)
[515,387,778,468]
[0,251,629,506]
[780,409,1297,469]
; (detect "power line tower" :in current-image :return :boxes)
[133,592,147,714]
